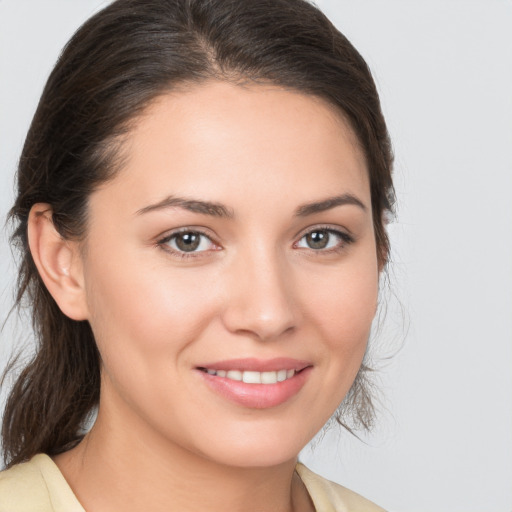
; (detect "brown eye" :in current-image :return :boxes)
[175,232,200,251]
[296,228,351,251]
[305,230,329,249]
[165,231,214,253]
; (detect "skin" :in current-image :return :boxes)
[30,81,379,512]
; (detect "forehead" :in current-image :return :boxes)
[92,80,370,217]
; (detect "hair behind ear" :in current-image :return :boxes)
[2,208,100,468]
[2,291,100,467]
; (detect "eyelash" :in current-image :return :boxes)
[294,226,354,254]
[157,226,354,260]
[157,228,218,260]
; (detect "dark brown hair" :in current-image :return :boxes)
[2,0,394,467]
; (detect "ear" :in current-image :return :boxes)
[28,203,89,321]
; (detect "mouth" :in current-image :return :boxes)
[195,358,312,409]
[197,368,298,384]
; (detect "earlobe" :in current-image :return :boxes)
[28,203,89,321]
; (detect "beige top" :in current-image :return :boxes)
[0,454,385,512]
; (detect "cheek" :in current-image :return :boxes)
[82,248,221,368]
[300,257,379,377]
[290,257,379,436]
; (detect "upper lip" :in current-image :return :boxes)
[196,358,312,372]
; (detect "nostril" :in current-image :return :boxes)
[220,261,299,340]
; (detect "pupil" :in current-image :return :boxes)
[176,233,200,252]
[307,230,328,249]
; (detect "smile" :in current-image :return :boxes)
[199,368,296,384]
[196,359,312,408]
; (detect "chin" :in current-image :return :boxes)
[192,422,315,469]
[204,445,301,469]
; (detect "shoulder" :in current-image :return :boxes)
[296,463,386,512]
[0,454,54,512]
[0,454,84,512]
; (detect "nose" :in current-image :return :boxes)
[221,247,298,342]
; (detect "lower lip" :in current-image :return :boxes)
[198,367,312,409]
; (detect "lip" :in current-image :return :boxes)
[196,357,311,372]
[195,358,313,409]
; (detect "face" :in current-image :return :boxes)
[79,81,379,468]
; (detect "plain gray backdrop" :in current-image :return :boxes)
[1,1,511,511]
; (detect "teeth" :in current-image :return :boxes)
[243,371,261,384]
[203,368,297,384]
[226,370,242,381]
[277,369,287,382]
[261,371,277,384]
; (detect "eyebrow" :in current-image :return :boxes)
[295,194,367,216]
[136,196,234,218]
[136,193,366,218]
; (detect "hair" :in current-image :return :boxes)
[2,0,394,468]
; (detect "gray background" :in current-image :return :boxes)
[1,1,511,511]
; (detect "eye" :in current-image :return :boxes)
[160,230,217,254]
[295,228,352,251]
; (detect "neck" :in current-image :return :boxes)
[54,401,313,512]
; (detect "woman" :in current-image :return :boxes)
[0,0,394,510]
